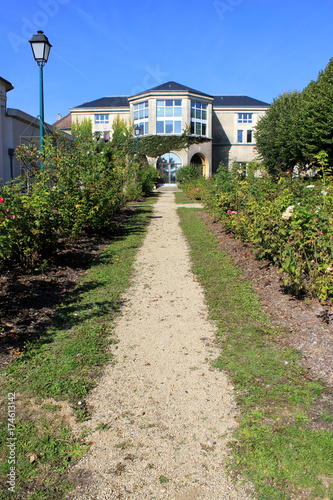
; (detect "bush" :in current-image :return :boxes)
[0,175,62,265]
[0,131,125,266]
[197,163,333,301]
[177,164,201,185]
[139,165,159,196]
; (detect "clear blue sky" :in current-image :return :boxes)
[1,0,333,125]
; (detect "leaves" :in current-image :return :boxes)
[190,168,333,301]
[255,57,333,175]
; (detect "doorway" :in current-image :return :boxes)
[157,152,182,184]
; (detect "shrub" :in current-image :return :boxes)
[177,164,201,185]
[199,163,333,301]
[0,131,125,266]
[139,165,159,196]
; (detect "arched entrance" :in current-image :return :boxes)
[190,153,208,177]
[157,152,182,184]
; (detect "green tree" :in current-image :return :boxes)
[71,118,93,141]
[255,91,302,174]
[255,58,333,175]
[299,59,333,167]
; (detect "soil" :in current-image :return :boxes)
[1,202,332,387]
[0,209,134,371]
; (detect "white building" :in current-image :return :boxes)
[69,81,269,183]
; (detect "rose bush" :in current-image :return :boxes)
[0,125,144,266]
[182,163,333,301]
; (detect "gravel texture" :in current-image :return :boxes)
[68,190,254,500]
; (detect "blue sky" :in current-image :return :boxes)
[1,0,333,125]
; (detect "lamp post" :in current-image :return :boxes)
[29,30,52,170]
[134,125,141,159]
[133,125,142,187]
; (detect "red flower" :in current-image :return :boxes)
[0,198,4,204]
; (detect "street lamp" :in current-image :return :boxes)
[29,30,52,169]
[134,125,141,159]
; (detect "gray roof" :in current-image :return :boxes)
[133,81,213,98]
[72,83,270,110]
[213,95,269,107]
[73,96,130,109]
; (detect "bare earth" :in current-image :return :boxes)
[68,191,254,500]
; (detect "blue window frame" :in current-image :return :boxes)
[238,113,252,123]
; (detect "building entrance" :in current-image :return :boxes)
[157,152,182,184]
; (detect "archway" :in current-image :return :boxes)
[190,153,208,177]
[156,152,182,184]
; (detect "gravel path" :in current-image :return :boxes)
[68,190,254,500]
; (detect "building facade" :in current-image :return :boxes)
[0,76,54,184]
[70,81,269,183]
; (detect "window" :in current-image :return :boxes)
[156,100,182,134]
[237,130,243,143]
[247,130,253,143]
[238,113,252,123]
[95,114,109,124]
[191,101,207,136]
[134,101,149,135]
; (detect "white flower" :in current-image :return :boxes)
[306,185,315,189]
[321,190,328,196]
[282,205,295,220]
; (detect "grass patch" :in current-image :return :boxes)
[0,205,152,499]
[178,208,333,500]
[174,191,198,204]
[141,192,160,205]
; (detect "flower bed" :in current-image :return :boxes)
[183,164,333,301]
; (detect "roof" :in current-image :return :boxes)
[71,83,270,111]
[213,95,269,107]
[52,113,72,128]
[73,96,129,110]
[132,81,213,98]
[7,108,53,129]
[0,77,14,92]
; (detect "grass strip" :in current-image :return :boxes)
[0,203,153,499]
[178,207,333,500]
[174,191,198,204]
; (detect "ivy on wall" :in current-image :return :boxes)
[129,131,211,159]
[100,118,211,161]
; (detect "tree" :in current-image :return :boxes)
[255,58,333,175]
[71,118,93,142]
[255,91,302,174]
[299,59,333,166]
